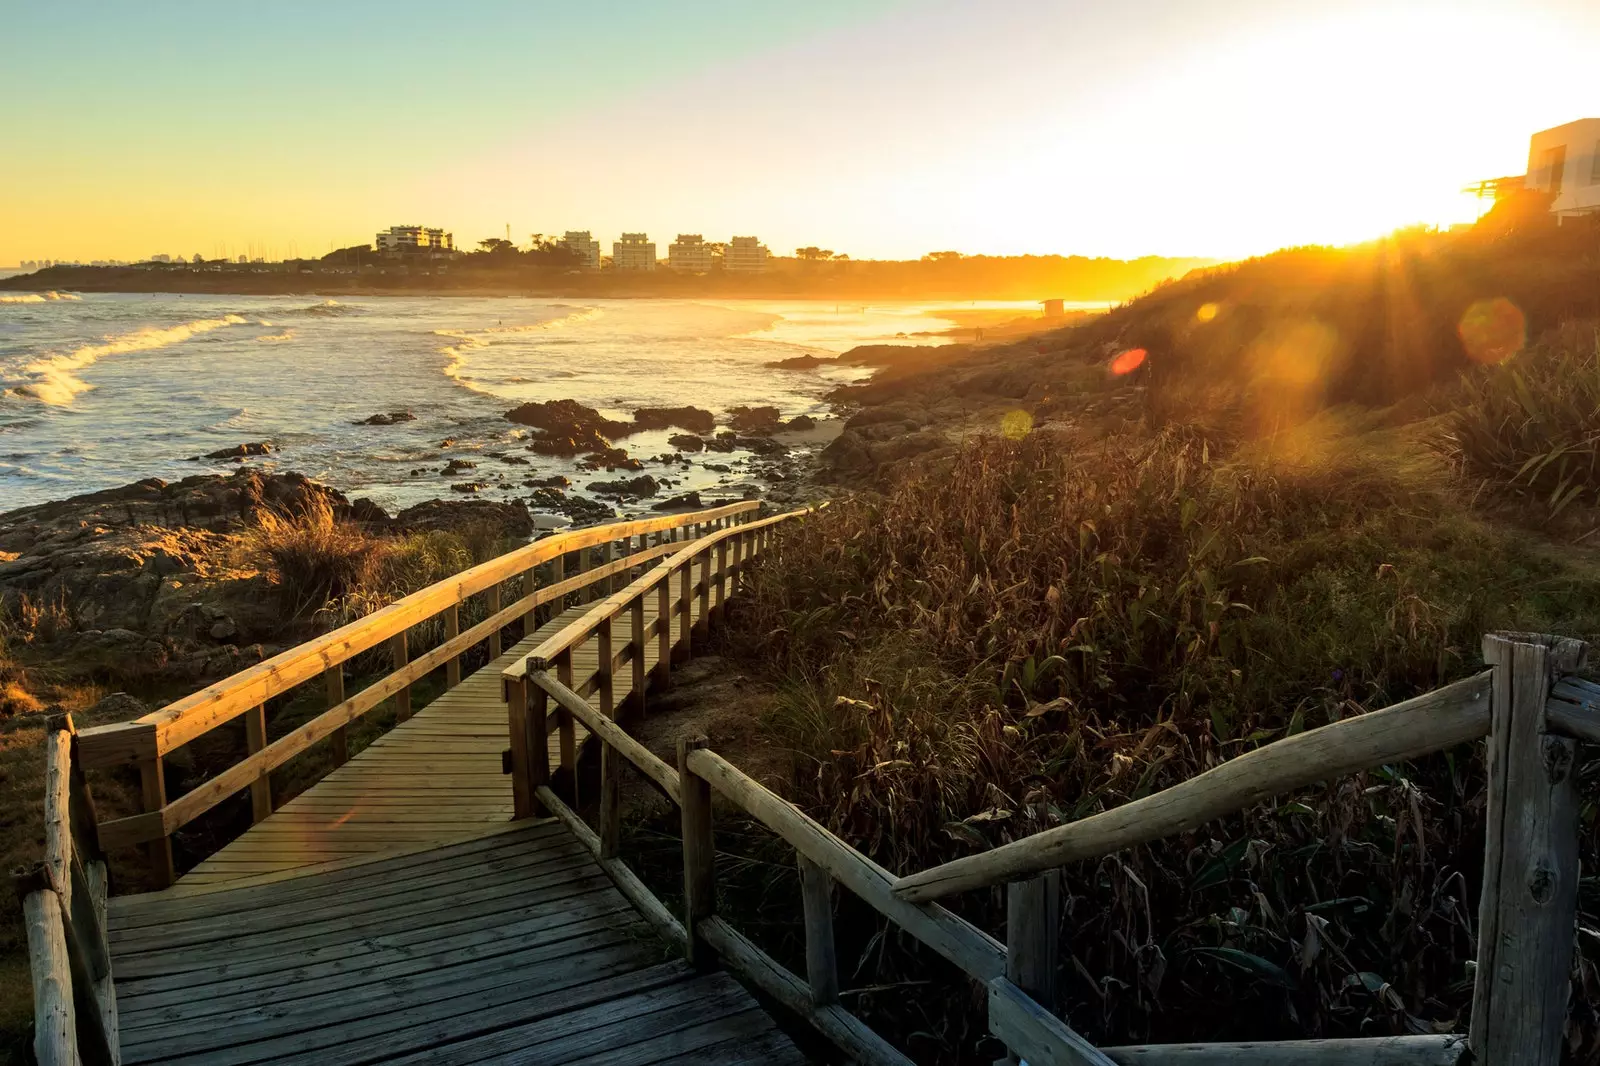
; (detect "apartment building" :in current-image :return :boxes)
[723,235,769,273]
[668,234,715,273]
[612,233,657,271]
[559,231,602,270]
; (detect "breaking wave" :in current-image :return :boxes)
[256,329,295,343]
[435,306,604,395]
[0,291,82,304]
[280,299,362,317]
[7,314,248,405]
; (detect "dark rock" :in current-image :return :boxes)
[491,453,530,466]
[506,399,636,456]
[704,463,731,473]
[588,475,659,499]
[528,489,614,524]
[705,433,738,453]
[441,458,477,475]
[632,406,716,435]
[765,354,831,369]
[450,481,486,493]
[782,415,817,432]
[356,410,415,426]
[439,438,457,448]
[650,491,703,512]
[726,405,783,435]
[393,499,533,540]
[349,498,391,525]
[583,449,644,472]
[196,441,272,460]
[522,475,571,489]
[668,434,705,453]
[85,691,149,723]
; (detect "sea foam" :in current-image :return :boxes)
[10,314,248,405]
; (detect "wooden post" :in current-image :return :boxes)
[444,605,461,688]
[1472,632,1587,1065]
[1007,871,1061,1008]
[679,734,716,967]
[522,565,539,633]
[530,681,551,816]
[138,756,174,888]
[680,557,694,659]
[487,583,503,660]
[325,664,348,766]
[655,577,672,689]
[391,631,412,721]
[714,538,729,622]
[598,613,621,861]
[696,548,712,638]
[547,554,566,623]
[798,853,840,1006]
[506,676,533,820]
[556,649,578,801]
[17,869,75,1065]
[244,703,271,823]
[630,594,647,714]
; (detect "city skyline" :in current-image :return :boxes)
[4,0,1600,266]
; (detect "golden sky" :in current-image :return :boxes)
[2,0,1597,265]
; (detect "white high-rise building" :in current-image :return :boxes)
[376,225,454,255]
[668,234,714,273]
[723,236,769,274]
[612,233,656,271]
[559,231,602,270]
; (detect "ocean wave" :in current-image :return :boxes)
[434,306,604,397]
[290,299,362,317]
[8,313,248,405]
[0,291,82,304]
[256,329,295,343]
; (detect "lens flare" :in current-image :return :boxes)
[1457,298,1526,364]
[1000,409,1033,439]
[1196,302,1219,322]
[1109,348,1147,376]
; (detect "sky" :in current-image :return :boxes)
[2,0,1598,265]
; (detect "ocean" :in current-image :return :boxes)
[0,292,1048,518]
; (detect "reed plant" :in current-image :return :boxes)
[723,427,1600,1058]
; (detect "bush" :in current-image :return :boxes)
[728,428,1600,1057]
[245,498,382,619]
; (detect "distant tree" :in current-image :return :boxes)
[192,253,205,264]
[795,246,835,260]
[475,237,518,256]
[527,234,579,267]
[922,250,964,263]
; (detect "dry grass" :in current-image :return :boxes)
[721,423,1600,1060]
[243,498,384,620]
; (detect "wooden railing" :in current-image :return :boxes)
[508,619,1598,1065]
[17,714,119,1066]
[75,500,759,886]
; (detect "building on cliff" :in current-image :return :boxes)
[1526,119,1600,219]
[559,231,602,270]
[376,226,454,256]
[723,236,770,273]
[668,234,714,273]
[612,233,657,271]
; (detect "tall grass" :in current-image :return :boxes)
[244,498,383,620]
[725,428,1600,1058]
[1443,321,1600,520]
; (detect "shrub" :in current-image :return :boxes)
[245,498,382,619]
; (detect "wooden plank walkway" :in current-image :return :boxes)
[179,556,713,888]
[108,821,808,1065]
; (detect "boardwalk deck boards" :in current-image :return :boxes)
[101,541,810,1064]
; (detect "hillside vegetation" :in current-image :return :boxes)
[715,201,1600,1060]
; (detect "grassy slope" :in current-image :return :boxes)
[712,210,1600,1061]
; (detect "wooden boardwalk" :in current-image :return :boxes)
[180,557,714,888]
[108,821,806,1065]
[100,549,810,1063]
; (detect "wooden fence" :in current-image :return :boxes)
[16,714,119,1065]
[506,609,1598,1064]
[70,499,758,887]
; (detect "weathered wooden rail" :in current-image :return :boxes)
[506,622,1599,1066]
[75,500,760,886]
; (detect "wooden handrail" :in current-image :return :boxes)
[78,500,758,768]
[892,670,1494,903]
[93,534,697,851]
[503,506,808,682]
